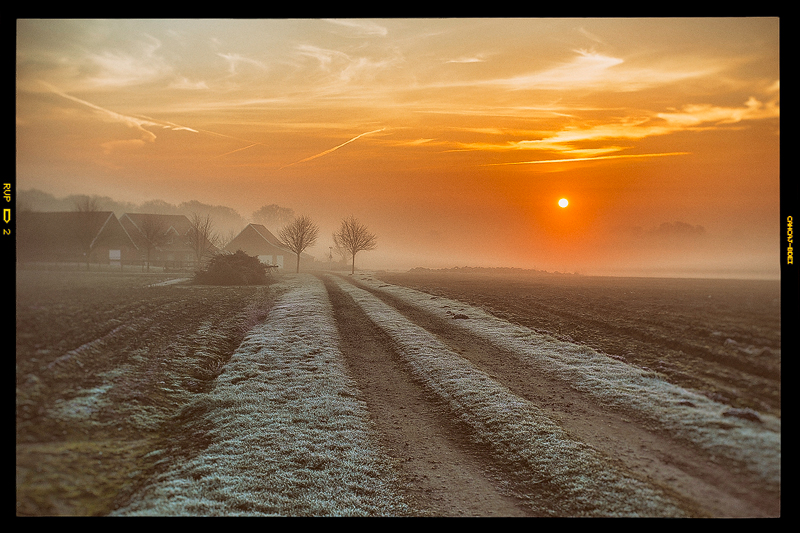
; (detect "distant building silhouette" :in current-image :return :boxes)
[224,223,314,271]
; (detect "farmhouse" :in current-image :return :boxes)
[224,223,315,271]
[119,213,219,269]
[16,210,137,265]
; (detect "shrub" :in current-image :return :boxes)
[193,250,270,286]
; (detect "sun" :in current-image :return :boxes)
[558,198,569,208]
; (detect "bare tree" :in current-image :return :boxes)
[73,196,104,270]
[332,240,351,266]
[332,215,377,274]
[278,214,320,273]
[187,212,219,268]
[139,216,168,272]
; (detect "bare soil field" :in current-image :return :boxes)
[16,268,276,516]
[374,269,781,420]
[16,266,781,517]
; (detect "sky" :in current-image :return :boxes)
[15,18,781,278]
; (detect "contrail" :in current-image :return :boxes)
[280,128,386,170]
[38,81,269,157]
[39,81,199,140]
[39,81,386,163]
[212,143,260,159]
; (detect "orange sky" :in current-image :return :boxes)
[16,18,781,277]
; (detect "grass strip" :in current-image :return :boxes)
[114,274,408,516]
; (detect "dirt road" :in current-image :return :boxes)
[322,274,533,516]
[319,272,780,517]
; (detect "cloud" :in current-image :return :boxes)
[168,76,209,90]
[83,34,172,89]
[765,79,780,94]
[649,221,706,238]
[511,119,665,150]
[486,152,691,166]
[452,117,672,159]
[323,19,389,37]
[295,44,403,86]
[101,138,149,153]
[495,50,624,90]
[577,27,607,46]
[454,93,779,163]
[488,49,724,93]
[398,138,436,146]
[446,55,486,64]
[657,96,780,126]
[217,52,268,75]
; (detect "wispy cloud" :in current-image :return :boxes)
[167,76,209,90]
[294,44,404,89]
[657,96,780,126]
[446,55,486,64]
[323,19,389,37]
[453,94,779,162]
[217,52,268,75]
[489,50,624,91]
[280,128,386,169]
[83,34,172,89]
[486,152,691,166]
[482,49,726,93]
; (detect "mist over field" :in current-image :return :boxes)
[16,187,779,279]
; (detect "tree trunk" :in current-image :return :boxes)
[296,252,300,273]
[351,253,355,275]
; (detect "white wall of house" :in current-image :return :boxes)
[258,254,284,268]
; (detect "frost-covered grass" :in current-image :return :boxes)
[352,274,781,493]
[114,274,407,516]
[331,275,687,517]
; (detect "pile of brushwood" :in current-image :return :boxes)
[193,250,270,286]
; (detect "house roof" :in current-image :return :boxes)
[249,224,287,248]
[16,211,136,259]
[225,223,314,260]
[119,213,197,253]
[120,213,193,236]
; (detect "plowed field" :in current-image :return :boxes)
[16,267,781,516]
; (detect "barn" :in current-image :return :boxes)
[224,223,315,271]
[16,210,137,266]
[119,213,219,270]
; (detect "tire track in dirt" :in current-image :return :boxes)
[338,274,779,518]
[320,274,535,517]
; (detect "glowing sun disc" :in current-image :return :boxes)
[558,198,569,208]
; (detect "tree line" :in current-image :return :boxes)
[71,195,376,274]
